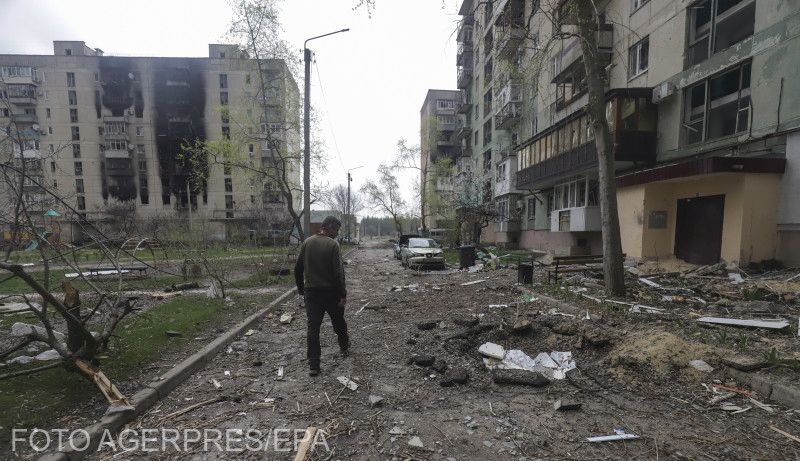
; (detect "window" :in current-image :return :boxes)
[527,197,537,220]
[1,108,8,117]
[68,90,77,105]
[483,89,493,118]
[553,176,590,210]
[106,140,127,151]
[48,126,53,135]
[65,49,72,56]
[74,161,83,176]
[44,91,49,101]
[66,72,75,87]
[136,126,144,136]
[94,72,99,82]
[71,126,80,141]
[687,0,755,66]
[105,121,126,134]
[70,108,79,123]
[75,179,84,194]
[684,61,751,144]
[224,165,232,175]
[222,126,230,139]
[437,115,455,125]
[77,196,85,210]
[632,0,650,11]
[225,195,234,209]
[98,126,104,136]
[220,74,228,89]
[245,74,251,85]
[220,52,226,58]
[46,108,51,119]
[224,178,233,192]
[72,143,81,158]
[50,161,56,172]
[49,144,54,154]
[136,144,145,154]
[496,161,506,181]
[628,37,649,78]
[483,119,492,146]
[220,92,228,105]
[483,150,492,172]
[436,99,455,110]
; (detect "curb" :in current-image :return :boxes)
[37,286,298,461]
[725,367,800,410]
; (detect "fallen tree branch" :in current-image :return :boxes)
[0,362,62,381]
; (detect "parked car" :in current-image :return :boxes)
[393,234,421,259]
[401,237,446,269]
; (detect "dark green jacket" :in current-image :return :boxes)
[294,234,346,298]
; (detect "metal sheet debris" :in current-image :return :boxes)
[337,376,359,391]
[696,317,790,329]
[480,345,576,380]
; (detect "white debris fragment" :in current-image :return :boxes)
[638,277,662,289]
[689,360,713,373]
[33,349,61,362]
[11,323,66,341]
[478,342,506,360]
[728,273,745,284]
[337,376,359,391]
[696,317,790,330]
[279,313,293,324]
[461,279,486,286]
[587,430,639,443]
[407,436,424,448]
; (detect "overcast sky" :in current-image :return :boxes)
[0,0,461,215]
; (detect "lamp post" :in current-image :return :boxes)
[346,165,363,241]
[303,28,350,239]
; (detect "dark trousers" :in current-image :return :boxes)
[304,289,349,368]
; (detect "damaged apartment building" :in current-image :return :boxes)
[449,0,800,266]
[0,41,300,242]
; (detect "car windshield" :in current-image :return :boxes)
[408,238,437,248]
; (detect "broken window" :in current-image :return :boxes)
[684,61,751,144]
[72,143,80,158]
[483,119,492,146]
[628,36,649,79]
[68,91,77,105]
[224,177,233,192]
[687,0,755,66]
[71,126,80,141]
[77,196,85,210]
[66,72,75,87]
[75,179,84,194]
[225,195,234,209]
[220,73,228,89]
[70,108,78,123]
[74,161,83,176]
[220,91,229,105]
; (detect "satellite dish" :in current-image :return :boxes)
[31,123,40,132]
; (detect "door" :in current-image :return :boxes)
[675,195,725,265]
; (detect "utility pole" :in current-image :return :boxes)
[346,172,351,240]
[303,29,349,240]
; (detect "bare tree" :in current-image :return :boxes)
[322,184,363,231]
[361,165,407,234]
[0,90,138,404]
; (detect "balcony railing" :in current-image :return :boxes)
[104,150,130,159]
[456,90,472,114]
[495,25,525,59]
[495,101,522,129]
[457,67,473,89]
[456,117,471,140]
[10,113,38,124]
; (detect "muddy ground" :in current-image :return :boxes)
[47,242,797,460]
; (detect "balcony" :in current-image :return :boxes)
[456,90,472,114]
[495,25,525,59]
[495,159,518,197]
[456,42,474,67]
[11,113,38,124]
[552,25,613,81]
[0,67,41,85]
[457,67,473,89]
[6,84,37,105]
[456,117,471,140]
[104,115,130,123]
[457,15,474,43]
[104,149,131,159]
[550,206,601,232]
[495,101,522,129]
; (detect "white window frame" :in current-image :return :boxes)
[628,36,649,79]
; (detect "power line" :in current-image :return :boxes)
[312,58,347,176]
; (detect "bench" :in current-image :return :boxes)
[86,264,148,276]
[546,254,624,284]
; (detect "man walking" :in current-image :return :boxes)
[294,216,350,376]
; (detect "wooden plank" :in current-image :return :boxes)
[293,426,318,461]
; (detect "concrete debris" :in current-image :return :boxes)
[210,379,222,390]
[407,436,424,448]
[33,349,61,361]
[276,367,284,380]
[368,395,384,407]
[478,342,506,360]
[511,319,533,334]
[696,317,790,330]
[337,376,359,391]
[391,284,420,292]
[491,369,550,387]
[11,322,66,341]
[440,368,469,387]
[587,429,639,443]
[244,329,256,336]
[279,313,293,324]
[388,426,406,435]
[689,360,714,373]
[416,320,438,330]
[411,354,436,367]
[554,399,582,411]
[481,346,576,380]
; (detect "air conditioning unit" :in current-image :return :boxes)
[127,143,135,151]
[652,81,676,104]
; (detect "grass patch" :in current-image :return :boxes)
[0,295,237,435]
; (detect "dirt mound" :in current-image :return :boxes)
[609,330,716,377]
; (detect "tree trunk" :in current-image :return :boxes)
[575,0,626,296]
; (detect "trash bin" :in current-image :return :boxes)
[458,245,476,269]
[518,263,533,284]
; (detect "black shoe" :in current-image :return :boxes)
[309,368,320,376]
[340,339,351,356]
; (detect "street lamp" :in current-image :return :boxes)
[303,28,350,239]
[346,165,363,241]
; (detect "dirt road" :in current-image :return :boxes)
[86,243,799,460]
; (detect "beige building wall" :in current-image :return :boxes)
[618,173,782,264]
